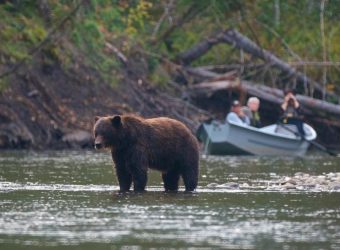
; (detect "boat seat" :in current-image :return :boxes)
[275,124,299,137]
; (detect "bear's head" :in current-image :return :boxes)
[93,115,123,150]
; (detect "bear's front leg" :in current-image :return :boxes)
[112,151,132,192]
[125,151,148,192]
[115,165,132,192]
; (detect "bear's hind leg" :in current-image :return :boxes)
[132,169,148,192]
[181,160,199,192]
[182,171,198,192]
[162,168,180,191]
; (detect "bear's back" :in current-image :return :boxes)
[147,117,198,170]
[145,117,197,147]
[122,115,194,142]
[122,115,198,171]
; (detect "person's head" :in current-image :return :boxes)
[284,88,295,97]
[288,98,295,107]
[231,100,242,114]
[247,97,260,112]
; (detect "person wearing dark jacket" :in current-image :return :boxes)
[281,89,305,137]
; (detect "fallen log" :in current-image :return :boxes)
[187,68,340,120]
[177,36,221,65]
[177,28,338,100]
[185,67,238,82]
[218,29,326,96]
[194,63,266,73]
[189,79,285,108]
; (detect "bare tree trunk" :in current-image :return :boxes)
[219,29,326,96]
[152,0,175,39]
[320,0,327,100]
[274,0,280,27]
[177,38,221,65]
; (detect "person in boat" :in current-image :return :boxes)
[281,89,305,137]
[226,100,250,125]
[242,97,262,128]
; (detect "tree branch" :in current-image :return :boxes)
[176,28,338,100]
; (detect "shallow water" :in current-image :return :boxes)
[0,151,339,249]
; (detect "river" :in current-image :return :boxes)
[0,150,339,249]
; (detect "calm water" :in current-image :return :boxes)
[0,150,339,249]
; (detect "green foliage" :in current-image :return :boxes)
[72,18,104,50]
[0,0,340,91]
[98,6,125,32]
[23,24,47,45]
[0,1,46,62]
[125,0,153,35]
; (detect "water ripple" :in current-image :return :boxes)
[0,151,339,249]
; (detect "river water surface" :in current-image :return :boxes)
[0,150,339,249]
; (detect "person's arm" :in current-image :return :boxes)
[244,115,250,125]
[288,93,300,108]
[281,93,290,111]
[292,96,300,109]
[242,106,252,119]
[226,112,244,124]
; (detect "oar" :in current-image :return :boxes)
[278,122,337,157]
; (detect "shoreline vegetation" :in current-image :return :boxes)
[0,0,340,150]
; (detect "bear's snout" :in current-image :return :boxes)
[94,135,104,150]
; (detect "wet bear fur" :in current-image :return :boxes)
[93,114,199,192]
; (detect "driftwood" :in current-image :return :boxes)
[190,79,340,118]
[177,28,337,100]
[105,42,128,66]
[186,68,340,124]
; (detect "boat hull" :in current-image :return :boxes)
[197,121,317,156]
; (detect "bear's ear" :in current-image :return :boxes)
[111,115,122,128]
[94,116,100,123]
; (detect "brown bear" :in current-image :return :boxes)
[93,114,199,192]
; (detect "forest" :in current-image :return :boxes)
[0,0,340,149]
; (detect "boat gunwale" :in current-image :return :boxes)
[205,120,317,142]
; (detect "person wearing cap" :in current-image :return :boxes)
[226,100,250,125]
[242,97,262,128]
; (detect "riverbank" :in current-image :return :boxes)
[0,51,207,149]
[1,1,340,150]
[1,55,339,150]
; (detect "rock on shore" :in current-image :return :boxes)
[206,172,340,192]
[273,172,340,191]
